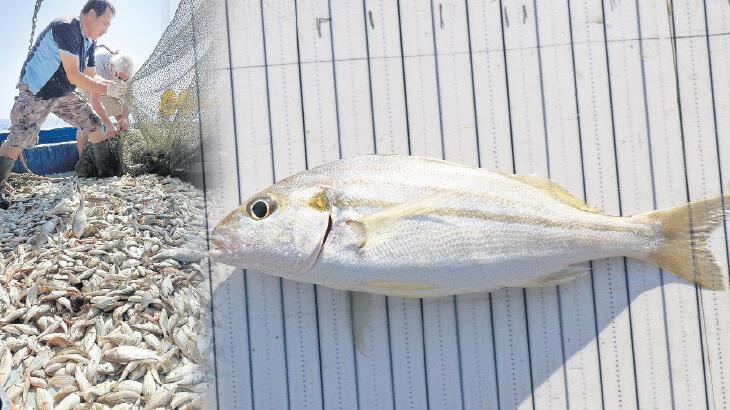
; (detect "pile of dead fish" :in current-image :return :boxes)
[0,174,213,409]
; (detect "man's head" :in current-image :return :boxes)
[108,53,135,82]
[80,1,115,40]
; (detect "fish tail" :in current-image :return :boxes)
[638,195,728,290]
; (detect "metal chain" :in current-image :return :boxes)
[27,0,44,60]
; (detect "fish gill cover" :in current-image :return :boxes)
[75,0,222,189]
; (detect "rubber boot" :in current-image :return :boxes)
[74,145,98,178]
[91,139,114,178]
[0,156,16,210]
[108,137,122,176]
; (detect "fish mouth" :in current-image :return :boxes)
[209,234,224,252]
[208,228,237,263]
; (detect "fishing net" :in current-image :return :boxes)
[75,0,220,188]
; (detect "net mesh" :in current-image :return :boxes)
[75,0,218,188]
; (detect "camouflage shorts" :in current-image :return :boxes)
[7,84,103,149]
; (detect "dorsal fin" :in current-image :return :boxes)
[504,174,602,213]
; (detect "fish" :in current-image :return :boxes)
[143,383,175,410]
[211,154,729,298]
[101,346,159,364]
[41,219,57,235]
[150,247,207,263]
[55,393,81,410]
[71,180,87,237]
[35,387,54,410]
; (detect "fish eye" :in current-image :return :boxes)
[248,196,277,220]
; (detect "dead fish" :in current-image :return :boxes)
[3,323,39,336]
[41,219,57,235]
[143,383,175,410]
[98,390,141,406]
[49,373,77,389]
[0,348,11,386]
[26,349,53,374]
[151,248,206,263]
[85,380,116,398]
[170,392,200,409]
[143,370,156,400]
[55,392,81,410]
[71,181,87,237]
[113,380,143,395]
[35,387,54,410]
[0,307,28,323]
[211,154,728,297]
[164,363,200,383]
[101,346,159,364]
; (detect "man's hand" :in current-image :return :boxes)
[101,116,117,139]
[104,122,118,139]
[117,117,130,131]
[106,81,128,99]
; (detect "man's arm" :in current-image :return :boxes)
[84,66,107,82]
[60,53,110,95]
[116,106,130,131]
[90,92,117,138]
[83,65,116,136]
[83,66,97,78]
[84,67,106,83]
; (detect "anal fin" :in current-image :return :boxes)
[350,291,372,357]
[523,265,591,288]
[359,281,438,297]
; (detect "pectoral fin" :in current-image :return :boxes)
[348,191,454,248]
[505,174,602,213]
[523,265,591,288]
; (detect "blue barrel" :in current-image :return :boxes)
[0,127,79,175]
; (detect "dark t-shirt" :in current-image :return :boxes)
[19,17,96,99]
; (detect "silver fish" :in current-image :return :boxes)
[35,387,54,410]
[41,219,57,235]
[55,392,81,410]
[0,348,11,386]
[212,154,728,297]
[71,180,87,237]
[151,247,206,263]
[143,383,175,410]
[102,346,159,364]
